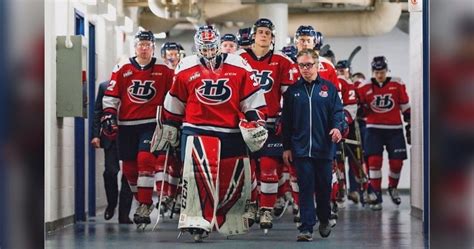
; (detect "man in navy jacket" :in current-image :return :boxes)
[282,49,346,241]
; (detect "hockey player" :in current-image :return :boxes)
[102,30,174,229]
[152,25,268,242]
[334,60,367,205]
[357,56,410,210]
[294,26,338,87]
[237,27,252,49]
[237,18,298,232]
[160,42,181,69]
[220,33,239,54]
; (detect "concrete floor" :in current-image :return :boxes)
[46,194,427,249]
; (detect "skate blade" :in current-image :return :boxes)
[263,228,269,235]
[136,223,147,231]
[177,231,183,239]
[193,234,203,243]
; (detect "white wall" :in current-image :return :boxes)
[45,0,131,224]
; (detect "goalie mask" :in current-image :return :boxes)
[194,25,221,68]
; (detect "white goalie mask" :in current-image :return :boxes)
[194,25,221,68]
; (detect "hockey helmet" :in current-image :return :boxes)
[160,42,180,58]
[371,56,388,70]
[237,27,252,46]
[194,25,221,62]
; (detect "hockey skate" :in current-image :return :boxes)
[242,201,258,227]
[259,208,273,235]
[179,228,209,243]
[133,203,154,231]
[347,191,360,204]
[273,197,289,219]
[369,191,383,211]
[156,196,173,216]
[388,187,401,205]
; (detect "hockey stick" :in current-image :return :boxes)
[347,46,362,67]
[152,147,170,232]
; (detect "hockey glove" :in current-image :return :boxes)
[240,119,268,152]
[405,124,411,145]
[101,109,118,140]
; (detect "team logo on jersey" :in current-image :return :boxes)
[189,72,201,81]
[319,84,329,97]
[123,70,133,78]
[253,70,274,93]
[371,94,394,113]
[195,78,232,105]
[127,80,157,103]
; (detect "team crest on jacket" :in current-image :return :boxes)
[253,70,274,93]
[195,79,232,105]
[371,94,395,113]
[127,80,156,103]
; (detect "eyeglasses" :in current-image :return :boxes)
[298,62,316,69]
[137,42,153,48]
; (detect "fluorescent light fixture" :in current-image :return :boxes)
[155,32,167,39]
[81,0,97,5]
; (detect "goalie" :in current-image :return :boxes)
[151,25,268,242]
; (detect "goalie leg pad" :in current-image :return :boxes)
[178,135,251,235]
[179,135,220,233]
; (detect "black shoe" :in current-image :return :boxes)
[296,231,313,242]
[104,206,115,220]
[118,216,133,224]
[319,222,332,238]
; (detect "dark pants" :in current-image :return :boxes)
[294,157,333,233]
[103,141,133,218]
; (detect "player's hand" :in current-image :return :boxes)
[101,109,118,140]
[91,138,101,148]
[283,150,293,166]
[330,128,342,143]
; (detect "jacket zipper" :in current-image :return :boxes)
[304,84,314,157]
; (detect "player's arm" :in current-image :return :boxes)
[399,82,411,144]
[101,67,122,140]
[332,85,348,138]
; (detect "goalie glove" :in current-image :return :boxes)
[150,106,180,152]
[101,109,118,140]
[239,119,268,152]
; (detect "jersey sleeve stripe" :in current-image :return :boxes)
[400,103,410,113]
[168,91,187,104]
[240,90,266,113]
[164,93,185,116]
[103,96,120,110]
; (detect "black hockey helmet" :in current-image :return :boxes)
[221,33,238,43]
[371,56,388,70]
[134,30,155,42]
[251,18,276,37]
[315,31,324,50]
[237,27,252,46]
[336,60,350,69]
[160,42,180,58]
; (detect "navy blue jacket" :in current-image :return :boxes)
[282,76,346,160]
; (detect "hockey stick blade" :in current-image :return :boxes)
[347,46,362,66]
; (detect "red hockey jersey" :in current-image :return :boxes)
[237,49,298,124]
[357,77,410,129]
[103,57,174,125]
[163,53,267,134]
[338,76,358,123]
